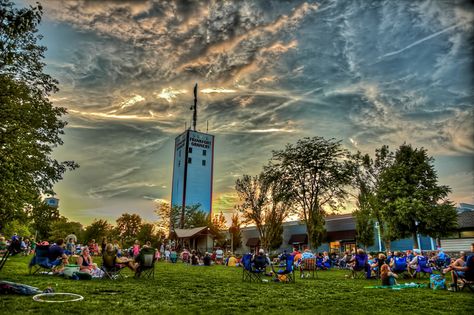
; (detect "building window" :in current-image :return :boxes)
[178,150,181,157]
[202,160,206,166]
[188,157,192,164]
[203,149,207,156]
[178,161,181,167]
[188,147,192,153]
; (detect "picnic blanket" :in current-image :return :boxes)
[365,283,428,290]
[0,281,53,295]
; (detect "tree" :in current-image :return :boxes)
[424,201,458,247]
[154,201,180,236]
[83,219,112,244]
[354,145,397,250]
[0,1,78,229]
[136,222,156,245]
[235,170,293,250]
[378,144,457,249]
[116,213,142,246]
[211,211,228,231]
[184,204,208,228]
[2,219,33,239]
[228,213,242,251]
[235,173,271,249]
[353,200,374,250]
[29,197,60,240]
[49,217,83,243]
[268,137,355,248]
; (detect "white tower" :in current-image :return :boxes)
[170,84,214,222]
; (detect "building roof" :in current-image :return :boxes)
[174,227,208,238]
[325,215,355,232]
[458,211,474,229]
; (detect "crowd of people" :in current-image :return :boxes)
[2,231,472,289]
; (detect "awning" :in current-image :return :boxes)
[326,230,356,242]
[246,238,260,247]
[288,234,308,245]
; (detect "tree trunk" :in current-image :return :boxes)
[436,238,441,248]
[412,232,419,249]
[383,240,391,253]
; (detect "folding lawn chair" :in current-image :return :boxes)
[299,258,317,279]
[272,254,295,283]
[101,252,124,280]
[413,256,432,279]
[28,244,54,275]
[241,254,265,282]
[458,277,474,292]
[135,247,156,279]
[350,254,370,279]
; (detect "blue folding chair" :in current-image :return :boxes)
[29,244,55,275]
[242,254,265,282]
[272,254,295,283]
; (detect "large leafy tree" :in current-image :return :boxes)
[83,219,112,244]
[49,217,83,243]
[0,0,78,229]
[116,213,142,246]
[235,171,292,250]
[268,137,355,248]
[354,145,397,250]
[378,144,457,249]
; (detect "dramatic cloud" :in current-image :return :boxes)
[21,0,473,223]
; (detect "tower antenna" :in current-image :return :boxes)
[190,83,198,131]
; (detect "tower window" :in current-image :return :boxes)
[188,147,192,153]
[202,160,206,166]
[178,150,181,157]
[178,161,181,167]
[203,149,207,156]
[188,157,192,164]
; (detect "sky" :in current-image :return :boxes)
[20,0,473,225]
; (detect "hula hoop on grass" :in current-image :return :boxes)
[33,292,84,303]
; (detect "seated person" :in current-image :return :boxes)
[371,253,386,277]
[76,246,95,273]
[227,253,238,267]
[203,252,212,266]
[103,243,136,271]
[181,248,190,263]
[300,248,316,277]
[380,264,398,286]
[191,250,200,265]
[408,249,431,276]
[446,243,474,290]
[443,251,466,274]
[252,249,268,271]
[135,241,156,273]
[349,249,371,279]
[322,251,331,269]
[48,239,69,270]
[390,251,408,274]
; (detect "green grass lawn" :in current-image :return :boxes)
[0,254,473,314]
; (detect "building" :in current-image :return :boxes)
[170,84,215,216]
[439,210,474,251]
[241,214,438,254]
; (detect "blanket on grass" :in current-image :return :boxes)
[364,283,428,290]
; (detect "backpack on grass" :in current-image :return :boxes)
[429,274,446,290]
